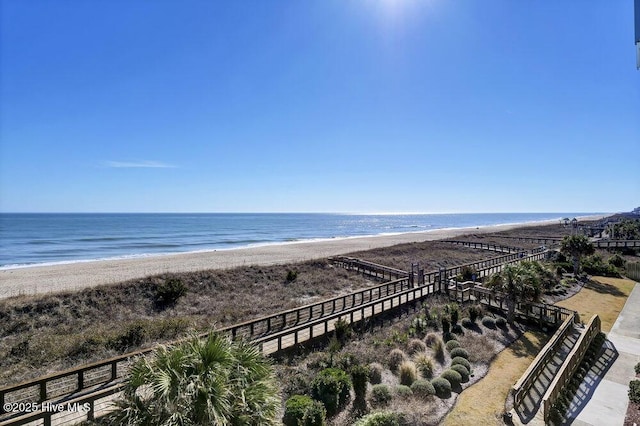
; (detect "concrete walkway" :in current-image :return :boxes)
[567,282,640,426]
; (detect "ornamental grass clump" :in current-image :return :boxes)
[368,362,383,385]
[425,332,440,347]
[407,338,427,354]
[387,348,407,372]
[413,353,434,379]
[432,338,445,364]
[398,361,418,386]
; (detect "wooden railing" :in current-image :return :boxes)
[512,314,577,410]
[542,314,601,423]
[593,239,640,248]
[328,257,409,281]
[442,240,524,253]
[0,248,553,425]
[0,275,414,419]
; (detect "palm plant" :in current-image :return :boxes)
[487,264,541,323]
[560,235,595,274]
[104,332,280,425]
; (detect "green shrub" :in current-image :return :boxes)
[334,319,352,343]
[407,338,427,354]
[441,316,451,334]
[286,269,298,282]
[481,316,496,329]
[630,380,640,404]
[310,368,352,416]
[351,364,369,403]
[387,348,407,371]
[495,317,507,328]
[635,362,640,375]
[451,356,471,371]
[431,377,452,398]
[445,340,461,352]
[395,384,413,398]
[608,254,625,268]
[441,369,463,387]
[450,364,470,382]
[449,348,469,360]
[410,379,435,399]
[460,266,476,282]
[109,322,147,352]
[368,362,383,385]
[414,353,434,379]
[398,361,418,386]
[155,277,187,307]
[283,395,326,426]
[468,305,482,323]
[370,384,392,406]
[354,411,403,426]
[461,317,473,329]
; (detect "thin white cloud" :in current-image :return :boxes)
[104,160,178,169]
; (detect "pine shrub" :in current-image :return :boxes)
[440,369,463,387]
[450,364,470,382]
[310,368,352,416]
[431,377,452,398]
[351,365,369,403]
[445,340,461,352]
[451,356,471,371]
[449,348,469,360]
[354,411,403,426]
[410,379,436,399]
[395,385,413,398]
[482,316,496,329]
[468,305,482,323]
[283,395,326,426]
[370,384,392,406]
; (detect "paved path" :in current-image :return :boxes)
[567,281,640,426]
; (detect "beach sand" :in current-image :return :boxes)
[0,217,604,300]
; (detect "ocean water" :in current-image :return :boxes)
[0,213,599,268]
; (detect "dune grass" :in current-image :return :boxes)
[443,330,547,426]
[555,276,636,332]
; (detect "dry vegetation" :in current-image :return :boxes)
[0,259,376,385]
[275,295,527,425]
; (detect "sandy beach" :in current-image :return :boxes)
[0,217,604,300]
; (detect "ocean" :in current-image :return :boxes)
[0,213,600,268]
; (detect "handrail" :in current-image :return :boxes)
[542,314,601,423]
[512,314,576,409]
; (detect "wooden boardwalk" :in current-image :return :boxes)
[0,247,571,426]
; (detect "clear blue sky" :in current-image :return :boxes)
[1,1,638,213]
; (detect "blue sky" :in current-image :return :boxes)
[1,1,638,214]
